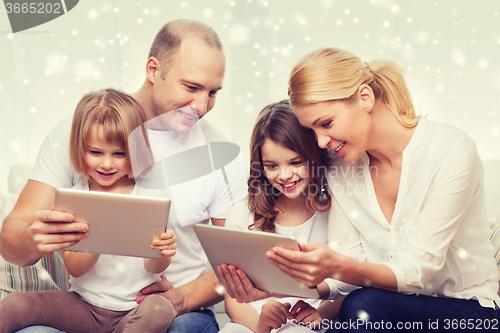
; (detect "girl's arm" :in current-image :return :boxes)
[62,251,100,277]
[224,292,260,332]
[144,229,177,274]
[317,298,343,321]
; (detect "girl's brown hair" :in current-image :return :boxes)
[70,88,152,179]
[248,100,332,233]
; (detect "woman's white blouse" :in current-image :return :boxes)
[325,118,500,308]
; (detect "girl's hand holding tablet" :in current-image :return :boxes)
[216,264,272,303]
[150,229,177,257]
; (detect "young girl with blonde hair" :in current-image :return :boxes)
[0,88,177,333]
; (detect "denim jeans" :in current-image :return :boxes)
[16,309,219,333]
[326,287,500,332]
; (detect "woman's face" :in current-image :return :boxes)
[292,99,371,164]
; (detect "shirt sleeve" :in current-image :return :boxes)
[384,135,483,293]
[30,117,80,189]
[224,201,251,230]
[207,152,248,219]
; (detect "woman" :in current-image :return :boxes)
[221,48,500,332]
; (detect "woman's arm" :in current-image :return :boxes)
[62,251,99,277]
[269,136,483,296]
[267,242,397,291]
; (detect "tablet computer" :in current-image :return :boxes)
[54,188,170,259]
[193,224,319,299]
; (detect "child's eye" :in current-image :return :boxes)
[264,164,277,170]
[114,152,126,157]
[89,150,102,155]
[291,161,303,166]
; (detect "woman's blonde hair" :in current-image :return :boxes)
[70,88,152,179]
[288,48,419,128]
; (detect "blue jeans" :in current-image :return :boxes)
[16,309,219,333]
[326,287,500,332]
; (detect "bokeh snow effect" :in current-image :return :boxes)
[0,0,499,191]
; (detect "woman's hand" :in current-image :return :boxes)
[216,264,272,303]
[266,242,338,287]
[151,229,177,257]
[257,300,292,333]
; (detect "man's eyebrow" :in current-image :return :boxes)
[181,80,203,88]
[182,80,223,91]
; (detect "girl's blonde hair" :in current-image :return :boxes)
[70,88,152,179]
[288,48,419,128]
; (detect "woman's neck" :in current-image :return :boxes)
[366,103,417,168]
[274,193,314,228]
[88,176,136,194]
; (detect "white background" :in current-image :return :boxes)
[1,0,499,191]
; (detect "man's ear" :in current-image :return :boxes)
[358,84,375,112]
[145,57,161,84]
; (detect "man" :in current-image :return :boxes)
[0,19,247,333]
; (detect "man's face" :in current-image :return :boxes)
[149,37,226,134]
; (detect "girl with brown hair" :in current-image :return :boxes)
[218,100,340,333]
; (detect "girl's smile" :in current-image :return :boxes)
[84,124,134,192]
[260,139,311,200]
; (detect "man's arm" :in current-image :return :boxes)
[137,268,223,315]
[0,180,88,267]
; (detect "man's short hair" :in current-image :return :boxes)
[148,19,223,78]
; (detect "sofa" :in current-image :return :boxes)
[1,161,499,316]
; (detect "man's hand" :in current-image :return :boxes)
[136,274,183,316]
[31,208,89,257]
[216,264,271,303]
[0,180,89,266]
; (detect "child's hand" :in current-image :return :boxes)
[290,300,322,328]
[257,300,292,333]
[151,229,177,257]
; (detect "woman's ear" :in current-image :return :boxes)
[145,57,161,84]
[358,84,375,112]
